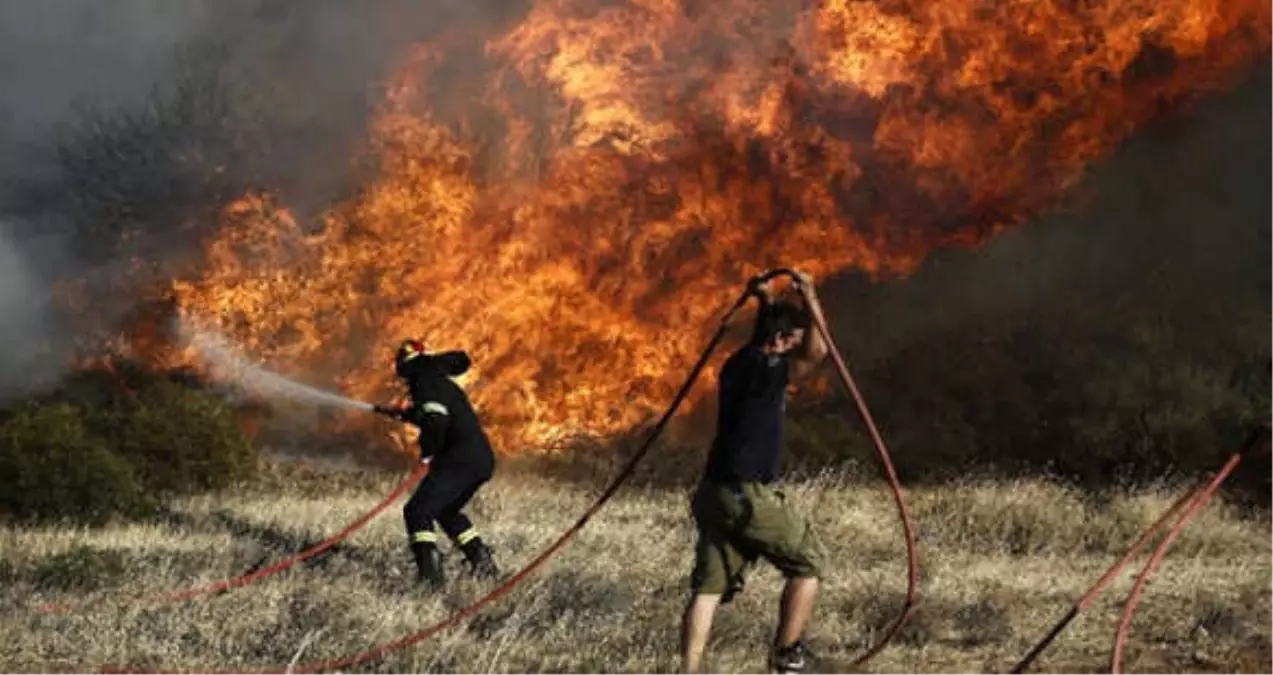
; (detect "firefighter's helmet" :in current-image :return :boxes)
[394,338,427,377]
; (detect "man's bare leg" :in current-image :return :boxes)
[681,593,722,673]
[774,576,819,649]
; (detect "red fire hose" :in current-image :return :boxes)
[794,272,919,665]
[1109,452,1242,673]
[1008,476,1210,673]
[34,464,428,616]
[1012,424,1270,673]
[1111,424,1270,673]
[99,270,918,674]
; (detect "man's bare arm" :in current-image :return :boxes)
[791,273,829,379]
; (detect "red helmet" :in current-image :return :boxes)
[394,338,426,377]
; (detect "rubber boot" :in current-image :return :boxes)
[459,538,500,579]
[411,542,445,589]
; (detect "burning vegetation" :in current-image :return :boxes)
[161,0,1270,452]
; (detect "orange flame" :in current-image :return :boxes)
[170,0,1270,452]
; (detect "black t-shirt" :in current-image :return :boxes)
[402,354,495,476]
[703,345,790,484]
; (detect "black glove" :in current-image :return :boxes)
[374,404,406,421]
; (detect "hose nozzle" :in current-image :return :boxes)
[374,404,405,421]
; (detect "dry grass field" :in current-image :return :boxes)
[2,456,1269,674]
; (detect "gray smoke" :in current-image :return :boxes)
[0,0,212,184]
[0,0,199,401]
[0,0,513,187]
[0,223,60,401]
[0,0,518,401]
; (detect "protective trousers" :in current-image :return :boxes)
[403,466,497,586]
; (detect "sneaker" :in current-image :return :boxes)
[769,640,816,674]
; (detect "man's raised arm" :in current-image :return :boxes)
[791,272,828,379]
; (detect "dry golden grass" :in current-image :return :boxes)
[1,460,1268,674]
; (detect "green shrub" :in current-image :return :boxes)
[101,379,257,494]
[0,363,258,525]
[0,403,155,524]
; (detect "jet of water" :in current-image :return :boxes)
[176,317,374,412]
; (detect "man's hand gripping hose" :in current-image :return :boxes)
[373,404,406,421]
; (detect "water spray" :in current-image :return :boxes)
[175,316,375,413]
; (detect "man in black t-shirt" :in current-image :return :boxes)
[681,271,829,674]
[375,339,500,590]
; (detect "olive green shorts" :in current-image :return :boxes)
[689,480,826,602]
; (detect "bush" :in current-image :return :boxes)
[0,403,155,524]
[0,363,257,525]
[100,379,256,493]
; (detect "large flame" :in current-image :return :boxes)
[170,0,1269,452]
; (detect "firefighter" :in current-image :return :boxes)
[375,339,500,589]
[680,271,830,674]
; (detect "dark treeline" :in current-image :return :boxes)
[794,65,1270,494]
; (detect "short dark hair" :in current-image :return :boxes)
[749,300,810,347]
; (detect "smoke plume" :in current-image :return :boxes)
[0,0,513,399]
[0,223,62,402]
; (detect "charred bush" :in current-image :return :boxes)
[43,39,274,270]
[786,310,1268,492]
